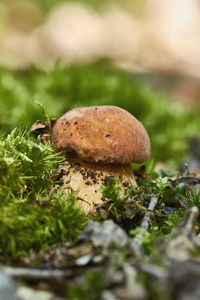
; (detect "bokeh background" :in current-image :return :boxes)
[0,0,200,169]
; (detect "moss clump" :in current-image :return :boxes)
[0,128,87,256]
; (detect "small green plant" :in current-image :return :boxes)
[100,177,124,201]
[155,176,170,194]
[67,270,103,300]
[130,226,161,257]
[160,209,184,235]
[100,178,126,222]
[181,188,200,209]
[36,101,50,123]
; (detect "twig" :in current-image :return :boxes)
[140,194,159,231]
[87,199,113,215]
[2,266,73,281]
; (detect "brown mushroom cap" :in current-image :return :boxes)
[51,106,151,164]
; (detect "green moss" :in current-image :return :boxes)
[0,190,87,255]
[67,270,103,300]
[0,127,63,200]
[0,127,87,256]
[160,209,184,236]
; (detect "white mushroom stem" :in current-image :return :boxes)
[60,152,137,213]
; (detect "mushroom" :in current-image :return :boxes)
[51,106,151,212]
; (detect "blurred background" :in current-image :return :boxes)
[0,0,200,169]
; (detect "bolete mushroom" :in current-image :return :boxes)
[51,106,151,212]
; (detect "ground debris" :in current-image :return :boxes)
[7,166,200,298]
[0,268,18,300]
[17,286,56,300]
[170,167,200,191]
[1,207,200,300]
[77,219,129,248]
[2,207,200,299]
[165,206,200,261]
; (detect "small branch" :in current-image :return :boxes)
[87,199,113,215]
[140,194,159,231]
[2,266,72,281]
